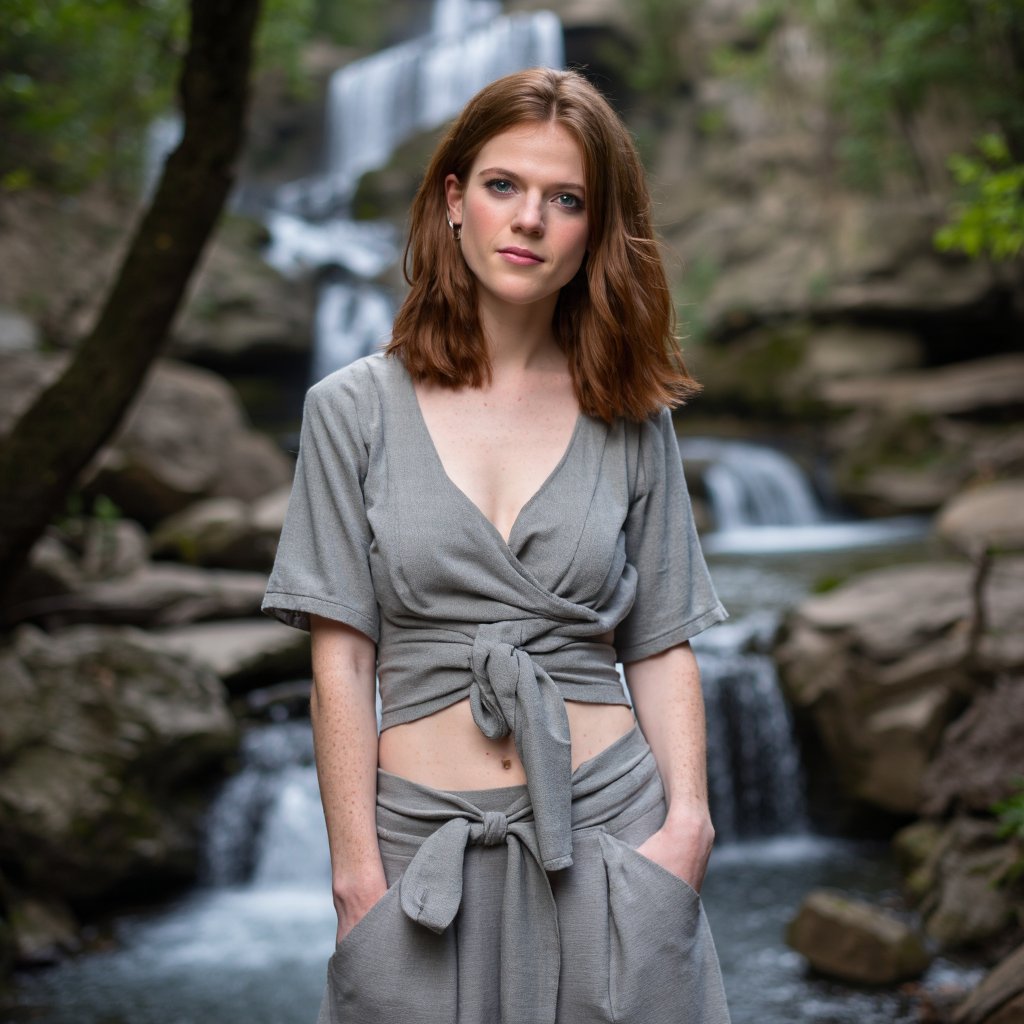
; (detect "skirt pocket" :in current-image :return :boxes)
[319,881,457,1024]
[599,831,730,1024]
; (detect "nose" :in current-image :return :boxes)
[512,192,544,235]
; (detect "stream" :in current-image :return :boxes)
[12,513,983,1023]
[10,3,986,1020]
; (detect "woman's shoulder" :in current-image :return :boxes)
[308,350,392,398]
[305,351,409,417]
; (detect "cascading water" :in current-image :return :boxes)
[263,0,564,380]
[17,8,973,1023]
[680,436,928,554]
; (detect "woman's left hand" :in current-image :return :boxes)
[634,810,715,892]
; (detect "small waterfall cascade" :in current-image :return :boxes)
[263,0,565,380]
[681,437,928,554]
[202,722,328,887]
[680,437,822,530]
[692,615,809,842]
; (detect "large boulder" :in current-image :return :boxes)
[829,412,1024,515]
[820,355,1024,419]
[15,563,270,629]
[0,353,294,528]
[937,482,1024,557]
[170,215,312,368]
[895,817,1021,950]
[786,888,930,984]
[954,944,1024,1024]
[150,485,290,571]
[921,675,1024,818]
[775,558,1024,816]
[0,625,237,921]
[146,618,310,692]
[84,360,293,524]
[823,358,1024,515]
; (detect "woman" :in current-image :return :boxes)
[264,67,731,1024]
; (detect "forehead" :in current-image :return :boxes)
[469,122,585,182]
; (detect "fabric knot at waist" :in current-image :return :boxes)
[376,726,657,1024]
[468,621,573,871]
[478,810,508,846]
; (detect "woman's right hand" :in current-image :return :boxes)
[333,868,389,945]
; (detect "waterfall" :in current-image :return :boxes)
[681,437,928,554]
[264,0,564,382]
[693,615,809,841]
[681,438,822,530]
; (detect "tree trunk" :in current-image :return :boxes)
[0,0,262,602]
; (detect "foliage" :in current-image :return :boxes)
[601,0,696,100]
[311,0,385,49]
[935,133,1024,261]
[994,779,1024,844]
[0,0,377,193]
[993,777,1024,886]
[796,0,1024,190]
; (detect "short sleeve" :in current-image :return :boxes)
[261,369,380,642]
[614,407,727,663]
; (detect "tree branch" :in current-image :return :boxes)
[0,0,263,601]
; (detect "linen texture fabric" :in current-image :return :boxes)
[318,728,730,1024]
[262,352,730,1021]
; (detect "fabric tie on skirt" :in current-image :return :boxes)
[469,621,574,871]
[396,797,561,1024]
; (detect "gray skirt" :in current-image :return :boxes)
[318,726,731,1024]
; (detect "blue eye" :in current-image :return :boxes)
[555,193,584,211]
[487,179,514,194]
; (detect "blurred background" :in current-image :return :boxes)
[1,1,1022,1022]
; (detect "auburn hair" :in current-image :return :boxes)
[386,67,699,422]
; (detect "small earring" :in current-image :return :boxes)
[446,215,462,241]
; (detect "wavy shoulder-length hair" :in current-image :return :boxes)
[386,67,699,422]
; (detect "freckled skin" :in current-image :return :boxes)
[311,121,715,946]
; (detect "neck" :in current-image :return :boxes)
[477,293,562,375]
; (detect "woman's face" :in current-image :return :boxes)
[445,121,589,320]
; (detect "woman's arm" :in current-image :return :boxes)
[309,613,385,943]
[623,641,716,892]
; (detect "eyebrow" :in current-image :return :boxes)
[475,166,585,193]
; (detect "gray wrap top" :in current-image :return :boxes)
[262,352,726,872]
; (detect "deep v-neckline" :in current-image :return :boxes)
[401,364,585,550]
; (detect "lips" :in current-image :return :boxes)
[498,246,544,264]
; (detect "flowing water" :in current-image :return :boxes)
[263,0,563,379]
[15,5,983,1020]
[13,448,981,1022]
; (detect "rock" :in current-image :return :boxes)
[0,625,237,903]
[776,559,1024,816]
[16,563,268,629]
[954,943,1024,1024]
[821,355,1024,419]
[937,482,1024,556]
[921,676,1024,818]
[6,893,80,966]
[894,820,946,902]
[786,888,931,984]
[170,215,312,368]
[0,306,40,353]
[829,413,1024,517]
[802,325,925,379]
[915,817,1019,950]
[0,353,293,527]
[150,486,290,571]
[4,519,154,627]
[146,619,310,692]
[83,359,293,525]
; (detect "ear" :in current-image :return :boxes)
[444,173,464,225]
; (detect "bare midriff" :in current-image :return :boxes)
[378,698,636,790]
